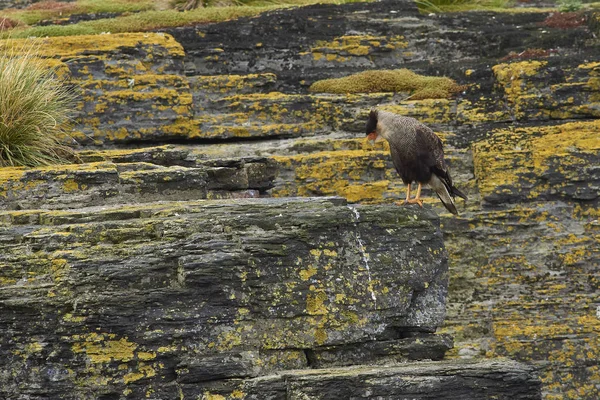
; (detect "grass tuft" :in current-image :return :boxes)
[309,69,464,100]
[0,40,77,167]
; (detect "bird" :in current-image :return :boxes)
[365,108,468,215]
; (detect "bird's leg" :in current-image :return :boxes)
[395,184,411,206]
[404,183,424,207]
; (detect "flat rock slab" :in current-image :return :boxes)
[0,157,277,210]
[0,197,450,399]
[189,359,541,400]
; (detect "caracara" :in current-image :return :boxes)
[366,109,467,215]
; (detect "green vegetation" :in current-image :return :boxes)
[0,41,76,167]
[2,0,360,38]
[558,0,582,11]
[309,69,463,100]
[3,0,157,26]
[4,7,272,38]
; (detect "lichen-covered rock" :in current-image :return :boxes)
[492,59,600,121]
[439,200,599,400]
[0,155,276,210]
[0,197,451,399]
[270,138,474,209]
[5,34,192,145]
[166,2,597,93]
[187,359,542,400]
[155,2,599,397]
[0,0,595,397]
[473,120,600,205]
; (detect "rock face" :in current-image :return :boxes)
[0,196,454,399]
[0,150,277,210]
[5,0,599,398]
[186,359,541,399]
[162,1,597,398]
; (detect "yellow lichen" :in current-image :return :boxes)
[299,267,318,281]
[62,179,80,193]
[71,333,137,364]
[138,351,156,361]
[492,60,546,103]
[472,119,600,199]
[0,33,185,59]
[306,290,328,315]
[309,35,407,59]
[202,393,226,400]
[123,364,156,384]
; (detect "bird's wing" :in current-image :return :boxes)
[414,124,445,171]
[414,123,457,194]
[388,139,406,175]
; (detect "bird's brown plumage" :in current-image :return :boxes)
[366,109,467,214]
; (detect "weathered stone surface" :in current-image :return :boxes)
[4,0,597,397]
[439,200,599,383]
[0,156,276,210]
[492,59,600,121]
[183,359,542,400]
[473,120,600,205]
[167,2,597,92]
[6,34,192,146]
[0,197,450,399]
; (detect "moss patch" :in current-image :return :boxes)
[309,69,463,100]
[5,0,156,26]
[4,0,362,38]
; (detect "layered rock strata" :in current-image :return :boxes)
[1,197,458,399]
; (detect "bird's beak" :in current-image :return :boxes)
[367,132,378,145]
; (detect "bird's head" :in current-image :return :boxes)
[365,109,380,143]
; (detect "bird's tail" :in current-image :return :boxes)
[429,174,459,215]
[451,186,468,201]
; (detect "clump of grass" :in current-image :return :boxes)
[0,40,77,167]
[309,69,463,100]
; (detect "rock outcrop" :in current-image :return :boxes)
[0,196,456,399]
[3,0,598,398]
[0,151,276,210]
[165,1,597,398]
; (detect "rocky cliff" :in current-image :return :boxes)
[0,195,458,399]
[1,0,598,398]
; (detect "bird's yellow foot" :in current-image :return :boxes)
[404,198,424,207]
[395,198,423,207]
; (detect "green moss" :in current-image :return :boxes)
[4,0,156,26]
[309,69,463,99]
[4,0,362,38]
